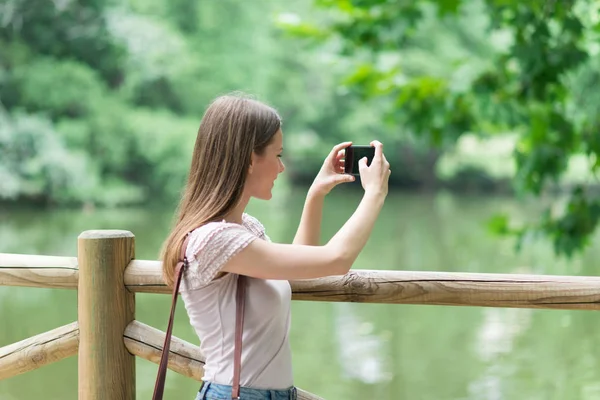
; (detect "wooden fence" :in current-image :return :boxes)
[1,230,600,399]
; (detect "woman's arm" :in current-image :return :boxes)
[292,142,355,246]
[223,191,386,280]
[292,190,325,246]
[222,141,391,280]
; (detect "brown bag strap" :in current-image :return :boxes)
[231,274,246,399]
[152,232,247,400]
[152,233,192,400]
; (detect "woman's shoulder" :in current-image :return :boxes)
[241,213,266,237]
[183,219,259,290]
[185,214,264,239]
[187,220,252,252]
[185,215,267,257]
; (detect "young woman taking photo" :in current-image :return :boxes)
[156,94,390,400]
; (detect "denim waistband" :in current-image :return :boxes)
[197,381,297,400]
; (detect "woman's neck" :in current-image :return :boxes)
[222,195,250,225]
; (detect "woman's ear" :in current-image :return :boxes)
[248,152,255,174]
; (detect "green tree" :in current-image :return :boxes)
[0,0,126,86]
[290,0,600,256]
[2,0,502,208]
[1,0,392,206]
[0,110,94,204]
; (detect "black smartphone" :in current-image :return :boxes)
[344,145,375,176]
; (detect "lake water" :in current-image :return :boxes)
[1,189,600,400]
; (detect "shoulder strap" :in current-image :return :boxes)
[152,232,247,400]
[152,233,191,400]
[231,274,246,399]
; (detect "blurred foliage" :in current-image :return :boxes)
[0,109,93,204]
[0,0,452,208]
[0,0,354,205]
[1,0,600,256]
[283,0,600,256]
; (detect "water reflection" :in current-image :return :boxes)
[476,308,532,363]
[468,307,532,400]
[2,191,600,399]
[333,303,392,384]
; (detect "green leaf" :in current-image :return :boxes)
[487,213,510,235]
[437,0,462,16]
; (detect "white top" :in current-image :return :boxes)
[179,214,293,389]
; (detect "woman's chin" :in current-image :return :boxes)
[263,191,273,200]
[254,191,273,201]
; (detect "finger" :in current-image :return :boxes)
[381,152,389,164]
[370,140,383,161]
[336,174,355,183]
[329,141,353,160]
[327,174,353,189]
[358,157,369,174]
[382,153,390,169]
[335,150,345,163]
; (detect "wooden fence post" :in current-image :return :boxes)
[78,230,135,400]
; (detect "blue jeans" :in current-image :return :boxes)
[195,381,298,400]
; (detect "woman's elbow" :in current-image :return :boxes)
[325,246,353,276]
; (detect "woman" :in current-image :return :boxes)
[159,94,390,400]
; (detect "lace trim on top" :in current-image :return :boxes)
[181,214,265,291]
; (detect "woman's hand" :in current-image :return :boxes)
[359,140,390,198]
[309,141,355,197]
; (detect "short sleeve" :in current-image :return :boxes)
[182,222,258,290]
[242,213,270,241]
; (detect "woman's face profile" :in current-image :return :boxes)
[246,129,285,200]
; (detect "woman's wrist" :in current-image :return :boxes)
[363,190,386,206]
[307,185,327,201]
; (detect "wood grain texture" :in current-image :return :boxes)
[0,253,78,289]
[124,320,205,381]
[123,321,324,400]
[0,322,78,379]
[4,251,600,311]
[124,259,164,293]
[78,230,136,400]
[124,266,600,310]
[290,269,600,310]
[296,388,325,400]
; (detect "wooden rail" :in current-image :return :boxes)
[0,253,78,289]
[2,229,600,399]
[0,322,79,380]
[3,254,600,310]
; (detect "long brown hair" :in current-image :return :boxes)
[160,94,281,286]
